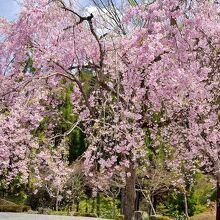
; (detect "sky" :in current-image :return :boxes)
[0,0,124,21]
[0,0,94,21]
[0,0,20,20]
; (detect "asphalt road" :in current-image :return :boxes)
[0,213,106,220]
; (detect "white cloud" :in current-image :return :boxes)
[84,5,123,36]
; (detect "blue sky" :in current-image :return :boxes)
[0,0,93,21]
[0,0,90,21]
[0,0,123,21]
[0,0,20,20]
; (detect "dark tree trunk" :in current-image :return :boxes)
[134,211,143,220]
[153,195,157,213]
[123,165,136,220]
[76,202,79,212]
[26,172,32,195]
[96,192,100,217]
[216,180,220,220]
[135,190,141,211]
[1,188,5,198]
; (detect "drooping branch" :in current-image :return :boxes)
[54,0,105,69]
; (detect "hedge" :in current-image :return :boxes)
[0,204,30,212]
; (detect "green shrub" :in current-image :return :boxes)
[157,216,172,220]
[5,191,28,205]
[0,198,16,205]
[0,205,23,212]
[71,212,97,217]
[149,215,172,220]
[71,211,81,216]
[84,213,98,217]
[78,196,120,219]
[143,212,149,220]
[193,204,207,215]
[115,215,124,220]
[22,205,31,212]
[49,211,68,216]
[0,198,30,212]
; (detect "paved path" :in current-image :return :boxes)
[0,213,106,220]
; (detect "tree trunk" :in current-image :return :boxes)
[134,211,143,220]
[135,190,141,211]
[147,194,156,216]
[96,192,100,217]
[152,195,157,214]
[184,191,189,219]
[216,180,220,220]
[123,165,136,220]
[76,200,79,212]
[150,196,154,215]
[55,189,60,211]
[27,171,32,195]
[55,197,59,211]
